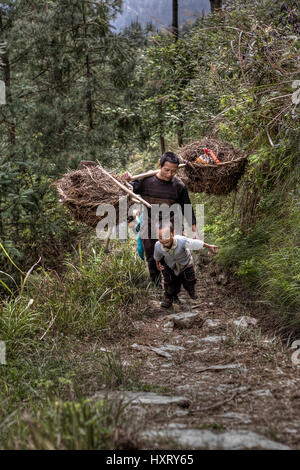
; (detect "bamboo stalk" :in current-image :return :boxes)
[96,163,152,209]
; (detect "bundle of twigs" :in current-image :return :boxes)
[178,137,248,195]
[56,162,147,227]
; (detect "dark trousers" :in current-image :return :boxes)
[161,261,196,300]
[142,238,161,285]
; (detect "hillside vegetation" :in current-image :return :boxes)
[0,0,299,449]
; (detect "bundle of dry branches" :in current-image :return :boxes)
[56,164,136,227]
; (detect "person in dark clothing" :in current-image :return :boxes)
[123,152,200,286]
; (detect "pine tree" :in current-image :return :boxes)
[0,0,142,275]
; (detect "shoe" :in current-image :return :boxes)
[161,298,173,309]
[173,295,182,305]
[188,290,198,300]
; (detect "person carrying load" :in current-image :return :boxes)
[123,152,200,286]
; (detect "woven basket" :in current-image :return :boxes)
[178,138,248,195]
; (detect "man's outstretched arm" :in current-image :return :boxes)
[185,238,219,254]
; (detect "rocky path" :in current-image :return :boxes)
[100,255,300,450]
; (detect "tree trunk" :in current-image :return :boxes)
[158,99,166,154]
[172,1,183,144]
[172,0,179,42]
[2,53,15,145]
[85,53,94,130]
[160,134,166,154]
[82,0,94,131]
[210,0,222,12]
[0,10,15,145]
[177,120,184,147]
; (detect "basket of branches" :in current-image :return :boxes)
[178,137,248,195]
[56,161,150,227]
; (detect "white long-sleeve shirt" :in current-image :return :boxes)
[154,235,204,275]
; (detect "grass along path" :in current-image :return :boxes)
[0,241,299,449]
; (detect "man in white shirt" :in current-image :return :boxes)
[154,221,218,308]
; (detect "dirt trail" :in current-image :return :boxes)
[109,255,300,449]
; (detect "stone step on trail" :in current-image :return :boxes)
[217,412,252,424]
[151,344,185,359]
[142,428,290,450]
[131,343,185,359]
[94,391,190,407]
[163,311,205,329]
[231,316,258,328]
[199,335,227,343]
[196,364,245,373]
[203,319,222,329]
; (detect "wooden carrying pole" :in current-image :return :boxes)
[97,164,152,209]
[130,157,247,181]
[131,163,186,181]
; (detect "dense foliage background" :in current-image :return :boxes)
[0,0,299,323]
[0,0,299,450]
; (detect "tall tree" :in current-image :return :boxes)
[0,0,140,273]
[172,0,184,147]
[172,0,179,42]
[210,0,222,12]
[0,3,16,146]
[82,0,94,132]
